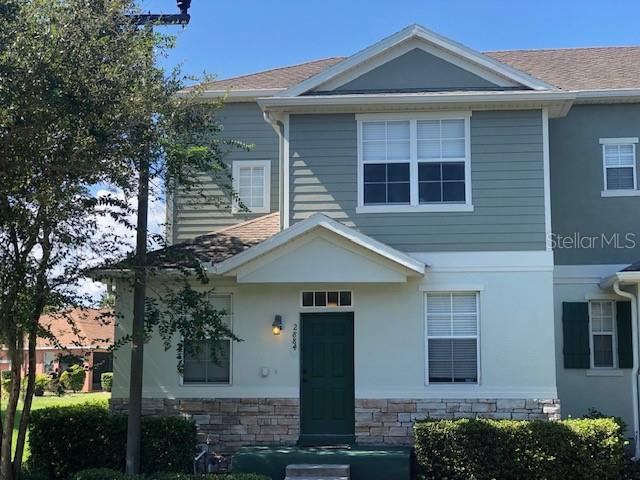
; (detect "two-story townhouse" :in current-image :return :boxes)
[105,25,640,458]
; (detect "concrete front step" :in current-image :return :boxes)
[285,464,350,479]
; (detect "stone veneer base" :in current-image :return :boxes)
[110,397,560,452]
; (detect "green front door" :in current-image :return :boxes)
[300,312,355,446]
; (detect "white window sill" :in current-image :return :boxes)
[585,369,624,377]
[356,204,474,214]
[601,190,640,197]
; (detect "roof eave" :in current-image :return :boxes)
[258,91,576,117]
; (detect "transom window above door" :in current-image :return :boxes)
[232,160,271,213]
[357,113,473,213]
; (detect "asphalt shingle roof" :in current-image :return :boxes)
[165,212,281,265]
[203,47,640,93]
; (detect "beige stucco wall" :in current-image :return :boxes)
[112,252,557,401]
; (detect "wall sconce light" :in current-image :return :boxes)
[272,315,283,335]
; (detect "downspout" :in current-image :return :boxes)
[613,280,640,459]
[263,111,285,231]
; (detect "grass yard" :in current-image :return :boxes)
[2,391,110,460]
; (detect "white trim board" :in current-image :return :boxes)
[316,37,520,92]
[280,24,554,97]
[410,250,554,272]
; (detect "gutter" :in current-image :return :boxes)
[258,90,577,109]
[613,280,640,459]
[263,111,286,230]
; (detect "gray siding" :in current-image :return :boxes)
[172,102,279,243]
[320,48,498,93]
[289,110,546,252]
[550,104,640,265]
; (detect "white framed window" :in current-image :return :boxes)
[600,138,638,196]
[182,294,233,385]
[301,290,353,308]
[425,292,479,384]
[357,113,473,213]
[232,160,271,213]
[589,300,617,369]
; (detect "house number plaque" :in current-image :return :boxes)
[292,323,298,351]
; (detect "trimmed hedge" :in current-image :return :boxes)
[29,404,197,479]
[60,364,86,392]
[414,417,627,480]
[73,470,271,480]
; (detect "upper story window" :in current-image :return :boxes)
[425,292,479,384]
[589,300,617,369]
[232,160,271,213]
[183,294,232,385]
[600,138,639,197]
[357,113,472,213]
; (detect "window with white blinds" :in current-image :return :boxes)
[589,300,617,368]
[358,114,471,211]
[232,160,271,213]
[600,138,637,191]
[183,294,233,385]
[425,292,479,384]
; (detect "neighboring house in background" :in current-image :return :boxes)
[102,25,640,458]
[0,308,114,392]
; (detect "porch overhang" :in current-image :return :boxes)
[214,213,425,283]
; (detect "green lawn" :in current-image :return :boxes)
[2,391,110,460]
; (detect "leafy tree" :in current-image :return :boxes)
[0,1,244,478]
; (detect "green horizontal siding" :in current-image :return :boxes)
[289,110,546,252]
[171,102,280,242]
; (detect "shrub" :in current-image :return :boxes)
[60,364,86,392]
[72,470,271,480]
[28,404,198,479]
[33,374,50,397]
[100,372,113,392]
[414,417,627,480]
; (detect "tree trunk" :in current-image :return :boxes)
[125,157,149,475]
[1,340,23,480]
[12,329,37,477]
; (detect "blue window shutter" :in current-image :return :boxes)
[617,302,633,369]
[562,302,590,369]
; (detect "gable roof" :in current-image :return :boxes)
[203,46,640,94]
[215,213,425,276]
[280,25,555,96]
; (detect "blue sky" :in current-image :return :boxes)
[142,0,640,81]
